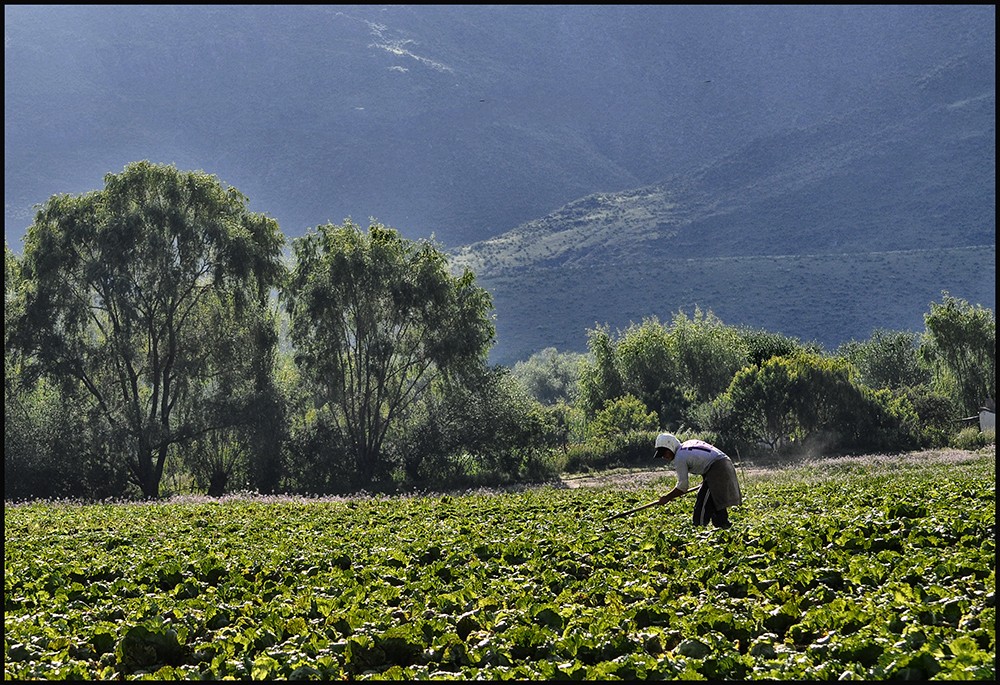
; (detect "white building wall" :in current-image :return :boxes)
[979,410,996,432]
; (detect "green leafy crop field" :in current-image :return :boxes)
[4,451,995,680]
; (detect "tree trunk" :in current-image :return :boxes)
[139,466,160,499]
[136,445,168,499]
[208,470,228,497]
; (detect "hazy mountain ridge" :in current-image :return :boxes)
[7,6,993,248]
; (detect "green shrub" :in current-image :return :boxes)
[835,329,928,390]
[845,387,923,454]
[950,427,996,451]
[560,443,597,474]
[588,395,658,441]
[897,384,957,448]
[716,352,923,457]
[561,430,658,474]
[517,448,563,483]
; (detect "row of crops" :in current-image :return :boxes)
[4,450,995,680]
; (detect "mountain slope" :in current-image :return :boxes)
[452,85,994,276]
[450,60,996,364]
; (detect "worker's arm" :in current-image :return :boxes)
[658,487,687,505]
[657,481,701,505]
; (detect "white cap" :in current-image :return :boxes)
[653,432,681,457]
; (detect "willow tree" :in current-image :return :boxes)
[919,293,996,416]
[282,220,494,485]
[11,161,285,498]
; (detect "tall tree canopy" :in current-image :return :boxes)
[835,328,929,391]
[919,293,996,415]
[10,161,285,498]
[511,347,584,405]
[282,220,494,484]
[577,310,751,427]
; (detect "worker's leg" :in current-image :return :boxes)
[693,486,716,526]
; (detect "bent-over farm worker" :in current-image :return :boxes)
[653,432,742,529]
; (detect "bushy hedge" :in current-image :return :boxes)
[560,430,659,474]
[950,427,995,451]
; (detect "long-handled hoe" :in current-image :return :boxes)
[605,485,701,522]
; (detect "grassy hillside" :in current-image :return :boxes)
[477,245,997,365]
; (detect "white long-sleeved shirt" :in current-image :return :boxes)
[670,439,728,491]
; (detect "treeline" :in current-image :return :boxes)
[518,302,994,475]
[5,162,996,501]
